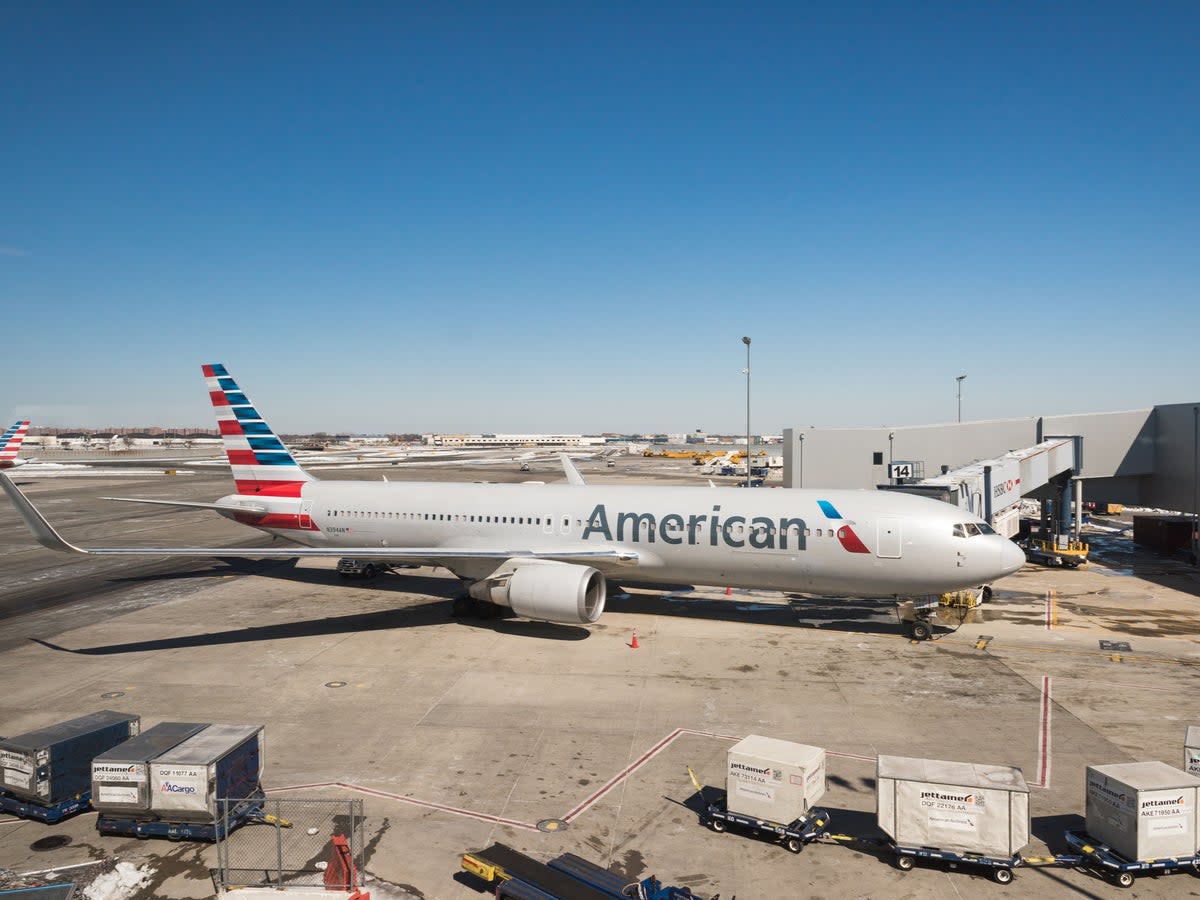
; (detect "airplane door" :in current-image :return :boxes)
[298,500,313,530]
[876,517,901,558]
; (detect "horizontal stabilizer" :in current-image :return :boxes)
[102,496,267,513]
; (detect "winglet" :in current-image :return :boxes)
[0,472,88,554]
[560,453,587,486]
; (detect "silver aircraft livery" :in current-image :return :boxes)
[0,365,1025,625]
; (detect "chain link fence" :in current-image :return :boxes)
[214,798,365,891]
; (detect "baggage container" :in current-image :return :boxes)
[91,722,208,813]
[1186,727,1200,778]
[0,710,139,804]
[725,735,825,824]
[1086,761,1200,861]
[148,724,263,820]
[877,755,1030,858]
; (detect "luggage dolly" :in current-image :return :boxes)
[1064,828,1200,888]
[701,797,833,854]
[890,843,1021,884]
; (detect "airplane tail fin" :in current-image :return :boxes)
[0,420,30,462]
[202,365,314,497]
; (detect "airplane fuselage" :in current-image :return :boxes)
[217,481,1023,597]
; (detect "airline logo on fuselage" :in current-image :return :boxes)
[580,501,870,554]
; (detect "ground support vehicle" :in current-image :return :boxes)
[96,790,264,842]
[701,794,833,854]
[336,558,392,579]
[890,842,1022,884]
[1021,537,1089,568]
[462,842,702,899]
[1063,829,1200,888]
[0,789,90,823]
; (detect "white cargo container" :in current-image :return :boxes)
[91,722,208,813]
[1186,727,1200,778]
[725,735,826,824]
[148,724,263,821]
[877,755,1030,858]
[1086,761,1200,861]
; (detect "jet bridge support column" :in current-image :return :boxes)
[1073,478,1084,542]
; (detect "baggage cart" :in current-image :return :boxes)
[96,789,264,842]
[701,793,833,854]
[890,842,1022,884]
[1064,828,1200,888]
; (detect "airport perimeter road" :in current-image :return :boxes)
[0,463,1197,898]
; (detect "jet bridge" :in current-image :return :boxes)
[879,438,1082,540]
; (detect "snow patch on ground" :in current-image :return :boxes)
[81,862,153,900]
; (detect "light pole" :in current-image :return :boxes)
[956,374,967,423]
[742,336,752,488]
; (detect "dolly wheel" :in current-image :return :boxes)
[896,854,915,871]
[1116,872,1134,888]
[993,868,1013,885]
[911,621,932,641]
[785,837,803,854]
[710,819,726,833]
[363,564,378,579]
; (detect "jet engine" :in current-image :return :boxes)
[468,559,606,625]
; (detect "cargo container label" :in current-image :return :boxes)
[735,782,776,803]
[98,785,140,804]
[1088,777,1132,812]
[1186,749,1200,778]
[3,768,32,789]
[0,751,32,774]
[94,763,145,783]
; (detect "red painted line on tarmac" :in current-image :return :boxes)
[266,781,538,831]
[1035,675,1053,788]
[562,728,684,822]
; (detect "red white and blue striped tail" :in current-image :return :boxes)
[201,365,313,497]
[0,420,30,462]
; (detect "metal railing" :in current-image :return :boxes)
[214,798,364,891]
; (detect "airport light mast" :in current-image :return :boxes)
[956,374,967,423]
[742,336,752,488]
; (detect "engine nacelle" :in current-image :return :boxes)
[468,560,606,624]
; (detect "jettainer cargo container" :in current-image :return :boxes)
[0,711,139,804]
[877,755,1030,858]
[148,724,263,821]
[91,722,208,813]
[726,735,826,824]
[1186,727,1200,778]
[1085,761,1200,861]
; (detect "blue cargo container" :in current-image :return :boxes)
[0,710,139,805]
[147,725,263,821]
[91,722,208,814]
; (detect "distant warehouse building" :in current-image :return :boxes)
[783,403,1199,515]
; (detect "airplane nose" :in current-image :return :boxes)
[998,538,1025,576]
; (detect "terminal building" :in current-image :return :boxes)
[782,403,1200,529]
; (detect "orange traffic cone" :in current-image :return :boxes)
[630,629,640,650]
[724,586,733,596]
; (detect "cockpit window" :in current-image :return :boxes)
[976,521,996,535]
[953,524,966,538]
[964,522,982,536]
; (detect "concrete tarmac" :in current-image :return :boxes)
[1,460,1198,898]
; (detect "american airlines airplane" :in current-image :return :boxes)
[0,420,31,469]
[0,366,1024,625]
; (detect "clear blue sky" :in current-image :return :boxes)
[3,2,1197,434]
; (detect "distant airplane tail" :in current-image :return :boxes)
[202,364,314,496]
[0,419,30,466]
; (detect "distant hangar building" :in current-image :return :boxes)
[782,402,1199,515]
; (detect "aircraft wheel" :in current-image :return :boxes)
[785,836,803,854]
[710,819,726,833]
[363,564,377,579]
[896,854,914,871]
[910,621,932,641]
[993,867,1013,885]
[451,596,472,618]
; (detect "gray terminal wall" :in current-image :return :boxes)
[782,404,1199,514]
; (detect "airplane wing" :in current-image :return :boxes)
[0,473,638,564]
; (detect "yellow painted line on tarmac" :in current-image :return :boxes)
[1111,654,1123,663]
